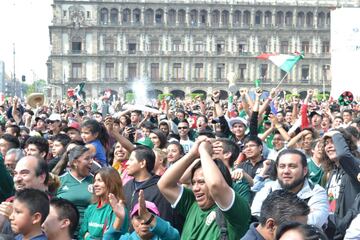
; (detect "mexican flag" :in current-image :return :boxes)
[257,52,304,73]
[67,83,85,101]
[74,83,86,101]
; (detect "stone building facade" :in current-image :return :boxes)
[47,0,359,100]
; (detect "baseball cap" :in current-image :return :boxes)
[64,121,81,132]
[228,117,247,127]
[130,201,160,218]
[309,111,323,119]
[135,137,154,149]
[48,113,61,122]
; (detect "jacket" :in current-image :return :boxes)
[104,216,180,240]
[251,179,329,228]
[326,133,360,219]
[123,175,184,232]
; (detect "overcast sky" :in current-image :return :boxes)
[0,0,52,83]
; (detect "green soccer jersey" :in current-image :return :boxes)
[232,180,251,203]
[176,187,250,240]
[57,172,93,223]
[79,203,119,240]
[307,158,324,185]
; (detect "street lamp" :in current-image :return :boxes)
[322,65,329,100]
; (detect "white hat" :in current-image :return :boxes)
[48,113,61,122]
[228,117,247,127]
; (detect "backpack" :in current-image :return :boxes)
[216,207,228,240]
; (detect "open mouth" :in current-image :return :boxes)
[195,193,205,202]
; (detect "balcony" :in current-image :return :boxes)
[170,78,185,82]
[192,78,206,82]
[68,77,87,83]
[68,50,87,55]
[300,79,311,84]
[214,78,227,82]
[149,77,163,82]
[102,77,118,82]
[128,50,136,54]
[99,50,120,55]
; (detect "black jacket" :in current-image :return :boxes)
[123,174,184,231]
[327,133,360,219]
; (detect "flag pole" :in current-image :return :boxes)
[274,71,289,90]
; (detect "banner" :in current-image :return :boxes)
[331,8,360,98]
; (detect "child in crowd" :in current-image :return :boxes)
[81,119,110,166]
[9,188,49,240]
[42,198,79,240]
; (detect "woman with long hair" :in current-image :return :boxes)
[56,145,94,237]
[79,167,129,240]
[322,128,360,220]
[149,129,168,150]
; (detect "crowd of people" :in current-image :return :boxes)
[0,86,359,240]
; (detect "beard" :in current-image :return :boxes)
[279,176,305,191]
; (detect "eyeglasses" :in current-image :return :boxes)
[178,126,188,130]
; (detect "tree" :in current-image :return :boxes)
[25,79,46,95]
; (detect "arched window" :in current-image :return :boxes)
[178,9,186,25]
[222,10,229,26]
[122,8,131,24]
[276,11,284,26]
[211,10,220,26]
[297,12,305,27]
[233,10,241,26]
[285,11,293,26]
[100,8,108,25]
[264,11,272,26]
[243,10,250,26]
[168,9,176,25]
[200,10,207,25]
[133,8,141,24]
[306,12,313,27]
[190,9,198,26]
[317,12,325,28]
[155,9,164,24]
[255,11,262,25]
[145,9,154,25]
[110,8,118,24]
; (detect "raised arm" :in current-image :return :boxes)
[287,129,312,149]
[259,88,276,116]
[331,131,360,181]
[198,141,234,209]
[158,138,204,204]
[104,116,135,153]
[301,89,312,129]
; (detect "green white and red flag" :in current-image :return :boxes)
[256,52,304,73]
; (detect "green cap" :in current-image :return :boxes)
[135,137,154,149]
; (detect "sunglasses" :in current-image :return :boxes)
[178,126,188,130]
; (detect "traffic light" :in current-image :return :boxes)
[22,75,26,82]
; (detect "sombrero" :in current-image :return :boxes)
[26,93,44,108]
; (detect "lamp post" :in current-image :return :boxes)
[322,65,329,101]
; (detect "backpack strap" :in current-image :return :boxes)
[216,208,228,240]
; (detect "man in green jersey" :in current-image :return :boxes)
[158,136,250,239]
